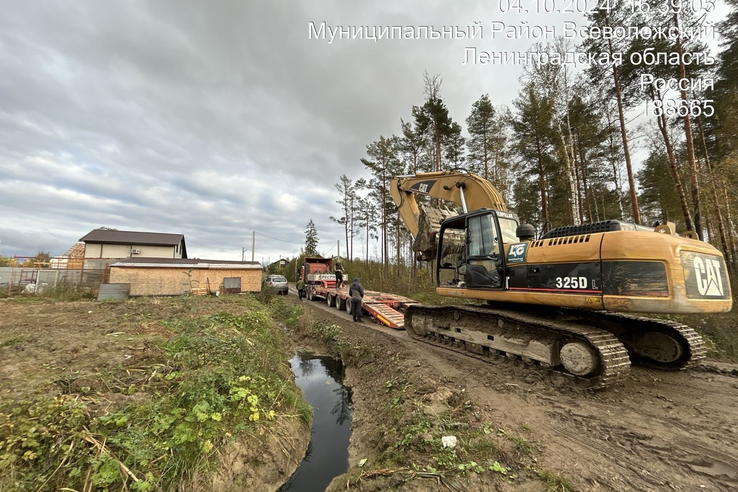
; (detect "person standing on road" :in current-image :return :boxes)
[296,278,305,300]
[348,277,364,322]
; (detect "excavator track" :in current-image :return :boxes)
[560,310,707,371]
[405,305,631,389]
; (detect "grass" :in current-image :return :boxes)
[0,336,28,348]
[378,384,520,479]
[0,284,96,302]
[0,295,311,492]
[509,436,533,455]
[539,470,577,492]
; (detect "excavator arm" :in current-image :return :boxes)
[389,171,507,238]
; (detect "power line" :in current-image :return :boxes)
[184,238,209,247]
[254,231,304,245]
[323,242,337,255]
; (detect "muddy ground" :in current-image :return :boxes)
[289,288,738,492]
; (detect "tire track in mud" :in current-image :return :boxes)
[291,289,738,491]
[538,375,738,492]
[542,404,738,492]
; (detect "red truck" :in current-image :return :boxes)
[299,256,418,329]
[299,257,335,297]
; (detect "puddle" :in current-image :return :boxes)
[278,352,353,492]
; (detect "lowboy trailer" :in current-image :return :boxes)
[305,277,419,330]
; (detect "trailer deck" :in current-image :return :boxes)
[305,281,419,329]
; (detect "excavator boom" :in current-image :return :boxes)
[390,171,506,238]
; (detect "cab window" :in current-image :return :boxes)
[468,215,500,257]
[498,217,519,244]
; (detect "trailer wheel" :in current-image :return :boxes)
[336,297,345,311]
[345,298,352,315]
[327,294,335,307]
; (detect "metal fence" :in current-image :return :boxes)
[0,266,109,295]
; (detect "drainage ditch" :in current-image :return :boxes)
[277,351,353,492]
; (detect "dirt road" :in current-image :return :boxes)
[291,287,738,491]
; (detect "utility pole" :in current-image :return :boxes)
[241,247,246,262]
[337,241,340,260]
[252,231,255,262]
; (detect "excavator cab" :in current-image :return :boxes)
[437,208,520,290]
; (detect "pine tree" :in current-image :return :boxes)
[304,220,319,256]
[413,72,459,171]
[397,119,428,174]
[330,175,356,259]
[360,136,404,272]
[443,121,466,168]
[584,5,642,224]
[354,193,378,265]
[466,94,496,178]
[512,82,557,233]
[522,39,581,225]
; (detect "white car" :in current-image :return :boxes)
[264,275,288,295]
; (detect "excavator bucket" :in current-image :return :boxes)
[413,204,464,262]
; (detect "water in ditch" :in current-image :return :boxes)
[277,352,353,492]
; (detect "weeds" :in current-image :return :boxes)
[4,284,95,302]
[0,301,309,492]
[385,376,410,408]
[539,470,577,492]
[313,322,342,343]
[509,436,533,454]
[385,405,510,479]
[0,336,27,348]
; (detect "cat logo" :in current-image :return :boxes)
[507,243,528,264]
[410,180,436,194]
[693,256,725,297]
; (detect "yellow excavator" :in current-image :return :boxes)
[390,171,732,388]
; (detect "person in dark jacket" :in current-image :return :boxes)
[348,277,364,322]
[335,265,343,289]
[296,278,305,300]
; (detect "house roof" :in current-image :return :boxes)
[62,242,85,258]
[111,257,262,270]
[80,229,184,247]
[80,229,188,258]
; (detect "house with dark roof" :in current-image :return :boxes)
[79,229,187,269]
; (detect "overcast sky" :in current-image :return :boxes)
[0,1,729,262]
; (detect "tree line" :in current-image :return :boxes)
[330,4,738,275]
